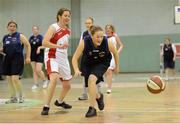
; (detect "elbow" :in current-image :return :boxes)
[42,41,47,47]
[42,41,46,47]
[72,56,75,64]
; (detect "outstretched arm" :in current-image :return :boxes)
[72,40,84,77]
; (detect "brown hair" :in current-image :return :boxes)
[56,8,71,22]
[87,17,94,23]
[7,20,18,28]
[89,25,103,36]
[105,24,115,33]
[32,25,39,30]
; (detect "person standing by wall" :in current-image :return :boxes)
[1,20,31,103]
[161,37,176,80]
[105,24,123,93]
[29,26,48,90]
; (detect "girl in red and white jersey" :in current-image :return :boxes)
[41,8,72,115]
[105,24,123,94]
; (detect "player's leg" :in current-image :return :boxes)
[54,79,72,109]
[41,59,59,115]
[31,62,39,89]
[36,62,48,87]
[78,79,88,100]
[86,74,98,117]
[5,76,18,103]
[54,57,72,109]
[106,69,113,93]
[12,75,24,103]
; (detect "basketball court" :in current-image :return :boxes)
[0,73,180,123]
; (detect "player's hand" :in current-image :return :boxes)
[74,70,82,77]
[25,58,31,64]
[58,42,69,49]
[173,57,176,61]
[36,47,41,54]
[114,66,120,74]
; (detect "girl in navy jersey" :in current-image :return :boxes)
[41,8,72,115]
[78,17,102,100]
[161,38,176,80]
[72,25,119,117]
[29,26,48,90]
[105,24,123,93]
[1,21,31,103]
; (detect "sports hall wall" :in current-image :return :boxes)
[0,0,180,75]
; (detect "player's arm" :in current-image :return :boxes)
[72,39,84,77]
[160,44,164,63]
[20,34,31,64]
[108,39,119,73]
[172,44,176,61]
[37,46,46,54]
[115,34,124,53]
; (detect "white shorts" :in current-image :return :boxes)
[108,54,115,70]
[46,53,72,81]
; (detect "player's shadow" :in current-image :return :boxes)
[54,110,69,115]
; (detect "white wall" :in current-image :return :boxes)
[81,0,180,36]
[0,0,71,39]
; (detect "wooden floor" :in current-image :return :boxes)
[0,73,180,123]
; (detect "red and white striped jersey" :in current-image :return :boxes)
[47,23,70,58]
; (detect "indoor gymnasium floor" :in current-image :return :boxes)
[0,73,180,123]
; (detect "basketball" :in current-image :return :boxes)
[146,75,165,94]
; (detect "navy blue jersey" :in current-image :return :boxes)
[29,34,43,55]
[82,30,90,39]
[163,44,174,61]
[2,32,23,56]
[83,36,112,65]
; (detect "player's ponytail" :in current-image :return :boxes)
[89,25,103,36]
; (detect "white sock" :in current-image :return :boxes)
[58,99,63,104]
[44,104,49,108]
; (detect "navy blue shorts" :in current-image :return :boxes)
[3,53,24,76]
[164,60,175,69]
[82,63,109,87]
[31,52,44,63]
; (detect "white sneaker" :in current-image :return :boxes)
[18,96,24,103]
[5,97,18,104]
[107,89,112,94]
[42,80,49,88]
[32,84,39,90]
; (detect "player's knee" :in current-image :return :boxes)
[63,83,71,90]
[12,76,19,83]
[88,75,97,84]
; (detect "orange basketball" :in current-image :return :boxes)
[146,75,165,94]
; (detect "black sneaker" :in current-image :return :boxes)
[96,93,104,110]
[41,106,49,115]
[54,100,72,109]
[85,106,97,117]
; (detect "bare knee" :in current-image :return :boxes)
[62,81,71,90]
[106,69,112,75]
[88,74,97,86]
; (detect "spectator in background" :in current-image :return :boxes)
[161,37,176,80]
